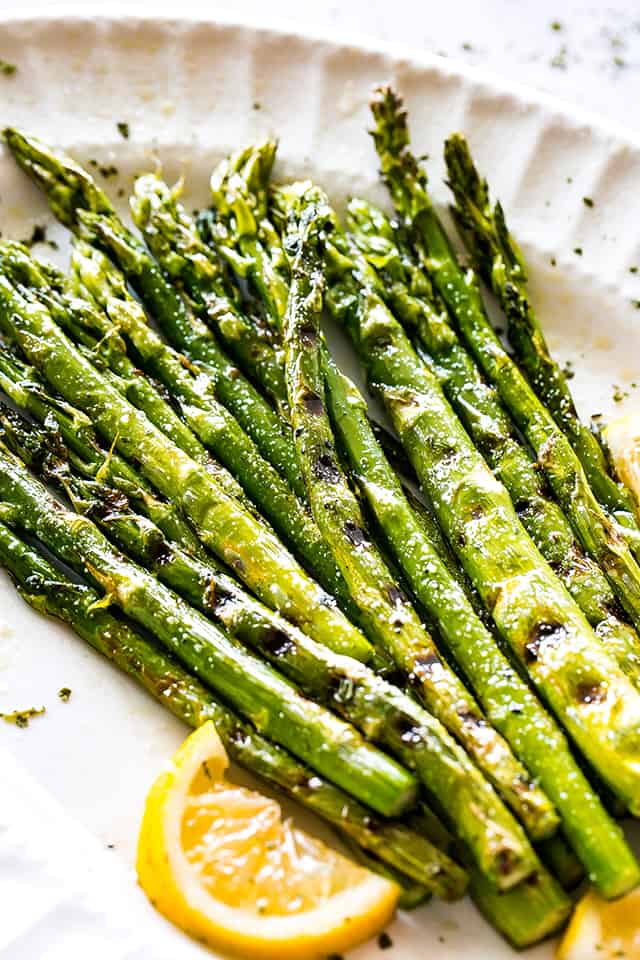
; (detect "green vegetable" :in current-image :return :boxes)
[0,518,461,897]
[0,342,206,560]
[278,182,540,891]
[2,128,301,498]
[131,173,288,414]
[444,132,640,551]
[0,273,370,659]
[3,400,543,889]
[65,238,360,623]
[209,141,290,332]
[346,198,640,689]
[368,90,640,634]
[0,443,417,819]
[328,213,640,896]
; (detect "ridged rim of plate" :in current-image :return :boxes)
[2,3,639,152]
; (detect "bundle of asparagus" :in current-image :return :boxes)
[0,95,639,949]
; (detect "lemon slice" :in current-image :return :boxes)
[557,887,640,959]
[137,721,399,959]
[604,412,640,509]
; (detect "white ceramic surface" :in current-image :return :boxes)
[2,12,640,959]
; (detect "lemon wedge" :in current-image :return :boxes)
[137,721,399,958]
[557,887,640,959]
[604,412,640,509]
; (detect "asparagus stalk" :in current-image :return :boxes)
[216,176,629,879]
[64,239,362,623]
[1,511,571,936]
[328,221,640,895]
[0,274,371,660]
[8,403,557,872]
[346,199,640,688]
[130,172,288,414]
[2,129,301,498]
[209,141,291,332]
[444,133,640,545]
[0,442,417,818]
[0,344,207,560]
[339,840,431,910]
[5,413,539,892]
[369,90,640,636]
[468,868,570,950]
[411,807,571,946]
[0,243,261,519]
[278,183,546,889]
[0,521,464,898]
[4,520,569,946]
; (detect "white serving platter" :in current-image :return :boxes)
[1,9,640,958]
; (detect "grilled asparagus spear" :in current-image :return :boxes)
[368,88,640,634]
[327,226,640,897]
[444,132,640,548]
[0,271,370,659]
[2,403,549,888]
[0,441,417,818]
[0,518,462,898]
[0,343,207,559]
[2,128,301,497]
[131,172,287,414]
[346,198,640,688]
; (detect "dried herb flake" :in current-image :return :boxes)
[1,705,45,727]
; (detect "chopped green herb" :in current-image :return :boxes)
[562,360,575,381]
[252,101,262,110]
[0,59,16,76]
[462,42,473,51]
[574,247,583,256]
[613,56,626,68]
[550,257,557,267]
[22,224,48,247]
[566,176,573,184]
[58,687,72,702]
[613,385,628,403]
[550,46,567,69]
[630,266,638,274]
[99,164,119,179]
[583,197,594,208]
[1,705,45,727]
[116,121,130,139]
[551,20,562,31]
[633,300,640,309]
